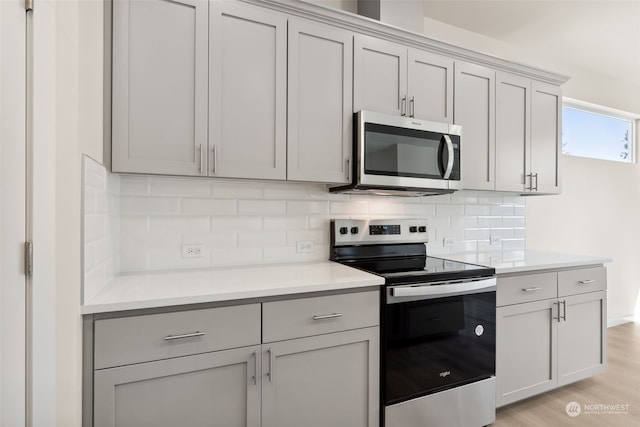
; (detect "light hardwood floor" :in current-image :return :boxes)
[493,321,639,426]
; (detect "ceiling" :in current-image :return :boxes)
[422,0,640,87]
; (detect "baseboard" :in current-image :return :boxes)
[607,316,635,328]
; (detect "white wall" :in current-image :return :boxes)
[420,16,640,321]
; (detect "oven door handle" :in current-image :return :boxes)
[390,277,496,299]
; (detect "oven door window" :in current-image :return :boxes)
[363,123,460,180]
[384,291,495,405]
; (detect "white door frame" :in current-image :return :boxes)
[0,0,28,425]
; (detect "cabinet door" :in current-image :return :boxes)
[531,82,562,194]
[112,0,208,176]
[353,35,407,116]
[496,299,557,407]
[557,290,607,386]
[287,19,353,183]
[407,50,453,123]
[94,346,261,427]
[209,2,287,180]
[262,328,379,427]
[495,72,531,192]
[454,62,495,190]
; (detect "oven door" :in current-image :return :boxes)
[383,278,496,406]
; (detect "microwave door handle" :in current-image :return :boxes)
[442,135,455,179]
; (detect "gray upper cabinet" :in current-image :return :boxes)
[531,82,562,194]
[209,1,287,180]
[94,346,261,427]
[353,34,453,122]
[287,19,353,183]
[495,72,531,192]
[407,50,454,123]
[353,35,407,116]
[111,0,208,176]
[454,62,496,190]
[496,72,562,194]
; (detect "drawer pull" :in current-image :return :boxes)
[163,331,205,341]
[522,287,542,293]
[312,313,343,321]
[578,279,596,285]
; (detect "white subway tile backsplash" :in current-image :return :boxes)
[436,204,465,216]
[149,216,210,233]
[150,178,211,197]
[239,231,287,248]
[182,198,237,215]
[120,196,180,215]
[238,200,286,215]
[119,176,150,195]
[83,161,529,282]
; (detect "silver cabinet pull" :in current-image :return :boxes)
[211,146,217,175]
[522,287,542,293]
[251,351,257,386]
[345,158,350,181]
[533,173,539,191]
[312,313,343,320]
[578,279,596,285]
[163,331,205,341]
[409,96,415,118]
[526,173,533,191]
[199,144,204,173]
[267,348,273,382]
[401,96,407,116]
[561,300,567,321]
[553,302,561,322]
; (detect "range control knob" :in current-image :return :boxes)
[350,227,359,234]
[339,227,348,235]
[418,226,427,233]
[409,226,418,233]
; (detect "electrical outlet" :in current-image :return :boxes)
[296,241,314,253]
[490,236,502,246]
[182,245,205,258]
[443,237,456,247]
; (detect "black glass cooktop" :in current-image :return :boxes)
[332,243,494,285]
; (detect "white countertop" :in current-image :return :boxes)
[445,250,612,275]
[82,261,384,315]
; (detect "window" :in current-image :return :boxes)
[562,100,637,163]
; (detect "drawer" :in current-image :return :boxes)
[94,304,260,369]
[497,272,557,307]
[262,291,379,342]
[558,266,606,297]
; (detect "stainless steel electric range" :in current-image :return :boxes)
[330,218,497,427]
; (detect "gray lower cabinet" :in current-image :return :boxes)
[89,291,380,427]
[262,328,379,427]
[94,346,261,427]
[496,267,607,407]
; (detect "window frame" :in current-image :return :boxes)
[562,98,638,164]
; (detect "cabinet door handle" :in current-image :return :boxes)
[562,300,567,321]
[401,96,407,116]
[409,96,415,118]
[533,173,539,191]
[578,279,596,285]
[267,348,273,383]
[345,158,350,182]
[211,145,217,175]
[526,173,533,191]
[553,302,561,322]
[251,351,257,386]
[163,331,205,341]
[312,313,343,320]
[522,287,542,293]
[199,144,204,173]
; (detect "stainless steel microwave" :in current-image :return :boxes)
[330,111,462,196]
